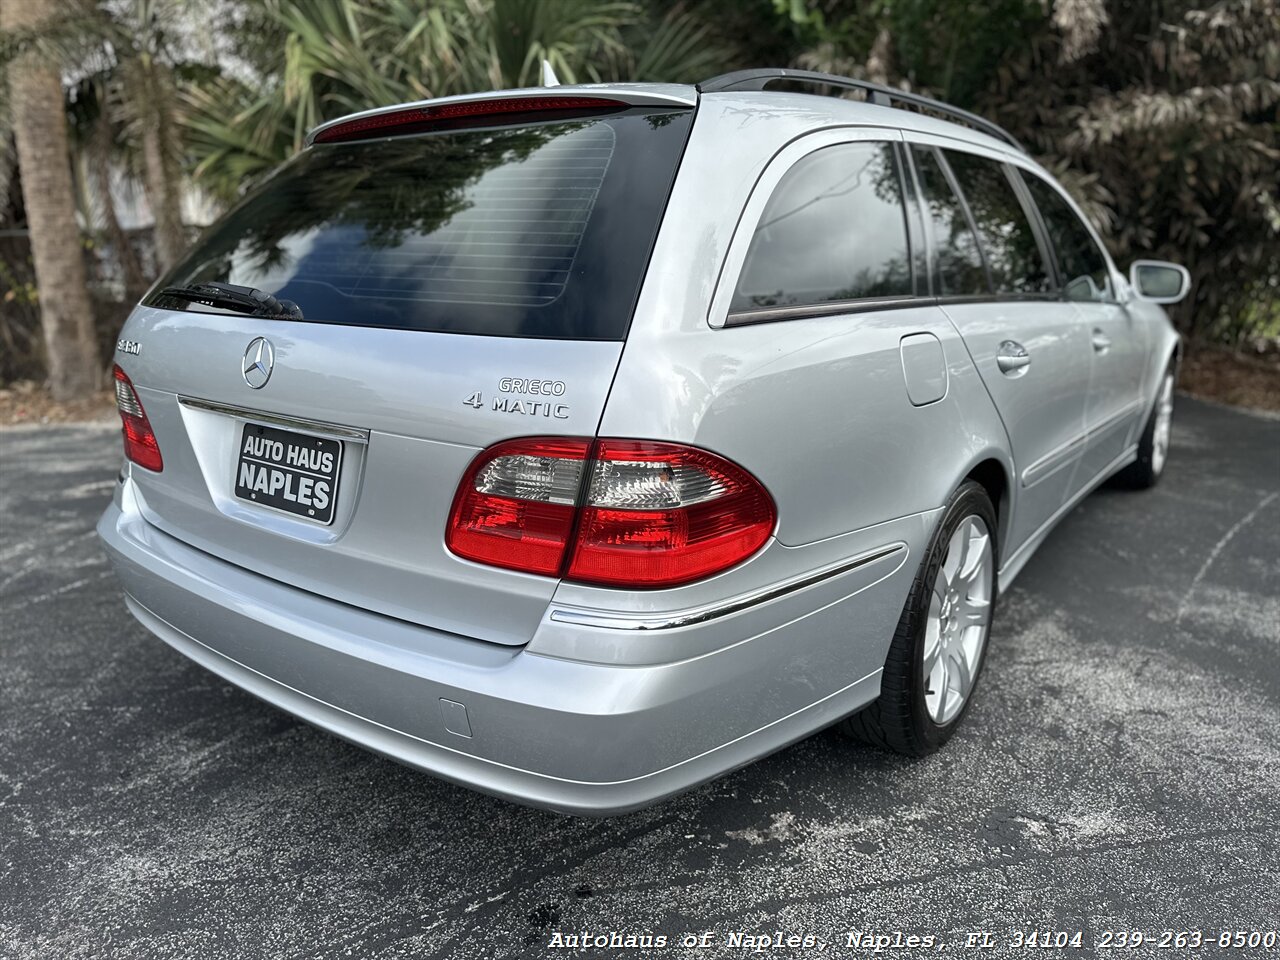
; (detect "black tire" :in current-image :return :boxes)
[840,480,998,757]
[1114,365,1176,490]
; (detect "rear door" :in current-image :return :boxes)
[908,143,1092,554]
[1019,170,1147,481]
[114,100,694,646]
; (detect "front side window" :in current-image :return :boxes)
[731,141,912,314]
[1021,173,1113,302]
[944,150,1053,296]
[910,146,988,296]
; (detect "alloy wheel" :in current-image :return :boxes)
[923,515,994,725]
[1151,372,1175,476]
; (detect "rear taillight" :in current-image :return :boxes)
[567,440,776,587]
[446,438,775,588]
[312,96,626,144]
[446,438,590,577]
[112,364,163,472]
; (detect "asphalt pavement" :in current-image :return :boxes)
[1,396,1278,959]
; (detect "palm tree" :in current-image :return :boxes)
[67,76,149,299]
[3,0,191,271]
[114,0,187,270]
[1,0,100,400]
[184,0,733,204]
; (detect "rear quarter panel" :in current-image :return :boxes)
[540,96,1016,692]
[598,95,1015,556]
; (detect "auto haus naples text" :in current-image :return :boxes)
[238,433,333,512]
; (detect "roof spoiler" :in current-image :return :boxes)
[306,85,696,147]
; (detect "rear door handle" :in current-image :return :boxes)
[996,340,1031,376]
[1092,328,1112,353]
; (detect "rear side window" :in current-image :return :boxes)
[146,109,694,340]
[730,141,912,314]
[910,146,988,296]
[944,150,1053,296]
[1021,173,1113,302]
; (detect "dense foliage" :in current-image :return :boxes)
[173,0,1280,342]
[762,0,1279,341]
[2,0,1278,389]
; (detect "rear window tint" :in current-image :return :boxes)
[730,141,912,313]
[944,150,1053,296]
[147,109,693,339]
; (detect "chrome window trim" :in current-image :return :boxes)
[724,292,1065,327]
[725,297,924,326]
[178,397,371,443]
[548,544,905,631]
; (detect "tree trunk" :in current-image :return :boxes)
[92,117,148,299]
[138,64,186,272]
[2,0,101,400]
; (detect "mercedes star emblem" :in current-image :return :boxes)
[242,337,274,389]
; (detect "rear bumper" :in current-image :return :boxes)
[98,480,912,815]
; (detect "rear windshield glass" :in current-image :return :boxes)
[146,108,693,340]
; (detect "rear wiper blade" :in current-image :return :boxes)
[158,281,303,320]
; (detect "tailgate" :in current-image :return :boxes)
[111,102,694,645]
[118,311,622,646]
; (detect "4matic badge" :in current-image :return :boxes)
[464,377,569,419]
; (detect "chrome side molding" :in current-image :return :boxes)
[549,544,906,631]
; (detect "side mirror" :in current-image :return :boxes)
[1129,260,1190,304]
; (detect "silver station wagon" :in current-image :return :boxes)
[99,69,1190,814]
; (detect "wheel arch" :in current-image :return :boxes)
[960,455,1013,569]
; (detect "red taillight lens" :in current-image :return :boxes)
[312,96,627,144]
[112,364,163,472]
[446,438,591,576]
[446,438,775,588]
[567,441,776,588]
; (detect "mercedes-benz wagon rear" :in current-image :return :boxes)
[99,75,1182,814]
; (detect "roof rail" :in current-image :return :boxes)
[698,68,1025,153]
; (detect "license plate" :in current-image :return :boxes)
[234,423,342,524]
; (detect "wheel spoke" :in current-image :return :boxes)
[933,656,951,722]
[951,645,973,697]
[953,521,976,580]
[939,533,961,589]
[922,622,942,676]
[961,595,990,623]
[1152,372,1174,473]
[959,531,989,584]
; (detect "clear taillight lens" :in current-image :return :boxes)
[446,437,775,588]
[446,438,590,576]
[112,364,163,472]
